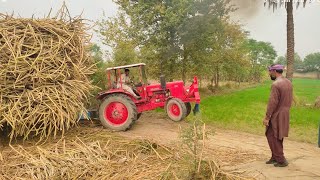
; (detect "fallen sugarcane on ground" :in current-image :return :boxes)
[0,127,255,180]
[0,6,95,141]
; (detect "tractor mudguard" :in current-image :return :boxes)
[96,90,135,101]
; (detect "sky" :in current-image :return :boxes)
[233,0,320,58]
[0,0,319,58]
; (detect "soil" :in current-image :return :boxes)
[116,112,320,180]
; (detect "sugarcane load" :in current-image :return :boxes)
[0,8,95,141]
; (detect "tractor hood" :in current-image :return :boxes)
[146,78,200,104]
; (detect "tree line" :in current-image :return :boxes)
[276,53,320,73]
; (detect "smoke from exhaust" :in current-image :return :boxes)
[231,0,262,18]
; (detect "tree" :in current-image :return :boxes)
[293,53,304,71]
[89,44,108,90]
[265,0,307,81]
[112,0,195,81]
[112,0,240,84]
[304,53,320,71]
[208,21,249,87]
[99,0,253,89]
[97,12,138,66]
[178,0,237,84]
[304,52,320,78]
[245,39,277,66]
[276,56,286,65]
[172,0,251,88]
[276,53,304,71]
[245,39,277,82]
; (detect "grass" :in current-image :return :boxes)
[200,78,320,144]
[293,78,320,104]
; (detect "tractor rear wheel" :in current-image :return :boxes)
[185,102,191,117]
[166,98,187,122]
[99,94,137,131]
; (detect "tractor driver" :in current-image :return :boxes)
[117,68,141,99]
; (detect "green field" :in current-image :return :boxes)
[200,78,320,143]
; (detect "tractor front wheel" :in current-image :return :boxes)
[166,98,187,122]
[99,94,137,131]
[185,102,191,117]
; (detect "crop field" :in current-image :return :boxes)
[200,78,320,143]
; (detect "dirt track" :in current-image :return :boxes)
[117,112,320,180]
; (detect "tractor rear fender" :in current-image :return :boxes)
[96,90,136,101]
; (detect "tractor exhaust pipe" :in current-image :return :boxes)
[160,75,166,90]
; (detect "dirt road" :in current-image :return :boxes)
[117,112,320,180]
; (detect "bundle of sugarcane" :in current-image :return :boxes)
[0,8,95,141]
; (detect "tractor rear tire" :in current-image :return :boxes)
[99,94,137,131]
[166,98,187,122]
[185,102,191,117]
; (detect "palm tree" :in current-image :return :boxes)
[265,0,307,81]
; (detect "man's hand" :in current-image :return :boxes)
[263,118,270,126]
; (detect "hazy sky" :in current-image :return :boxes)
[234,0,320,58]
[0,0,319,58]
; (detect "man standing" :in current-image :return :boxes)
[264,64,293,167]
[117,69,141,99]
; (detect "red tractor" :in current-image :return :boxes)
[96,63,200,131]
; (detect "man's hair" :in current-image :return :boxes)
[125,68,130,72]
